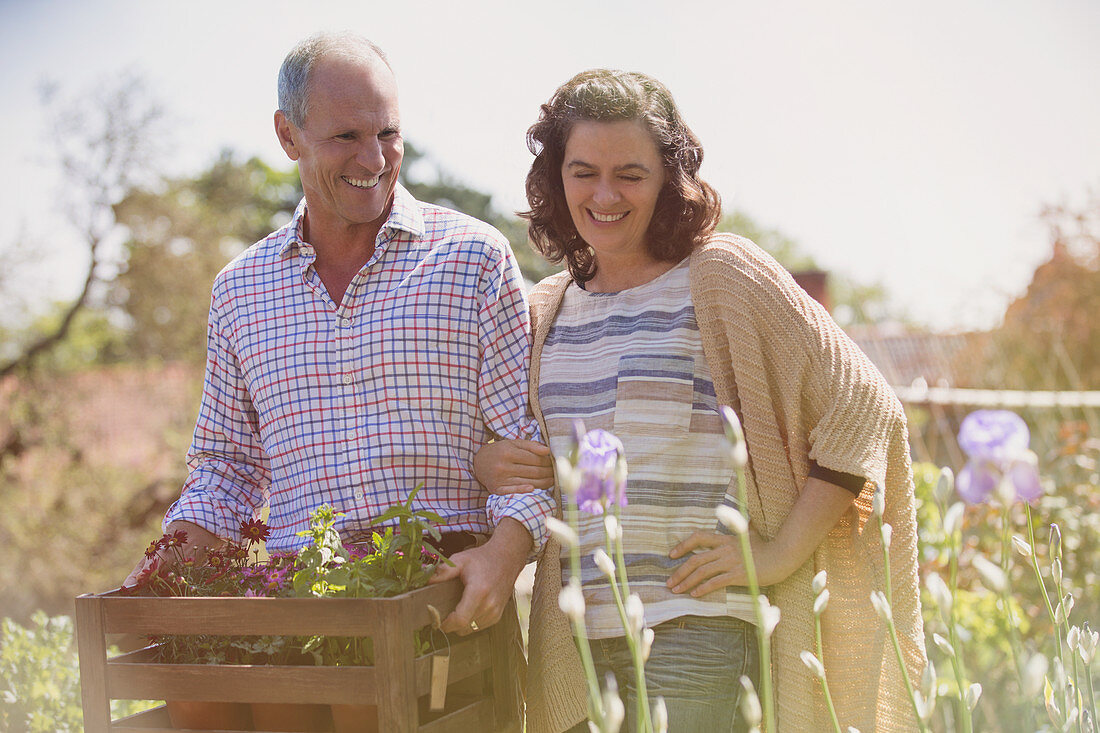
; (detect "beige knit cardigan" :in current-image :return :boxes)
[524,234,925,733]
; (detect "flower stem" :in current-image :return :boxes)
[945,512,973,733]
[814,615,843,733]
[603,521,653,732]
[733,466,775,733]
[566,501,606,729]
[880,523,929,732]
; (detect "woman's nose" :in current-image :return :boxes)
[592,178,619,207]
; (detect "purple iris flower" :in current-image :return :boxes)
[575,429,627,515]
[956,410,1042,504]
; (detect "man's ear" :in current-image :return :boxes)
[274,110,300,161]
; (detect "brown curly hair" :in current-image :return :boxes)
[522,69,722,284]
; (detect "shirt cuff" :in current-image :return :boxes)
[809,460,867,496]
[486,489,554,555]
[163,490,246,542]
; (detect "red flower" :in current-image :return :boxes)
[144,539,161,559]
[163,530,189,549]
[240,518,271,544]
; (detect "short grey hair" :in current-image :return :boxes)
[277,32,391,127]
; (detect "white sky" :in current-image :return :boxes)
[1,0,1097,331]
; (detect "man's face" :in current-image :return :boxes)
[275,54,403,236]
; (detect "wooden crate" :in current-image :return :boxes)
[75,579,522,733]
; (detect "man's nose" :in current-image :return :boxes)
[355,139,386,172]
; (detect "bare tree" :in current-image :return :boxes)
[0,73,165,377]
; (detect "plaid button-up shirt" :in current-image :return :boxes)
[164,185,552,554]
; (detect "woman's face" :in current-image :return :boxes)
[561,119,666,264]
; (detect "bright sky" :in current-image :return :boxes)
[1,0,1097,331]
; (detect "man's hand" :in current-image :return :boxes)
[429,518,532,635]
[473,439,554,495]
[122,520,224,589]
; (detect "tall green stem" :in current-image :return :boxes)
[734,466,775,732]
[881,525,929,732]
[566,501,606,729]
[814,615,842,733]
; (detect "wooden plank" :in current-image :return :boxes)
[107,663,377,705]
[411,634,490,696]
[417,698,495,733]
[374,600,419,732]
[97,580,464,636]
[110,705,171,730]
[76,595,112,733]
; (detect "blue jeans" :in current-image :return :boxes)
[567,614,760,733]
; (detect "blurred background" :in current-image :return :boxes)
[0,0,1097,624]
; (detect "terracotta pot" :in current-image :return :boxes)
[166,700,252,730]
[251,702,333,732]
[330,703,378,733]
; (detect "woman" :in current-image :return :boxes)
[479,69,924,732]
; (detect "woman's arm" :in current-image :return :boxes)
[667,476,855,594]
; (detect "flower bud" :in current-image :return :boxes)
[1053,559,1063,588]
[814,589,830,617]
[653,696,668,733]
[922,660,937,699]
[558,578,585,621]
[546,517,578,549]
[718,405,744,445]
[872,486,885,519]
[1055,593,1073,625]
[626,594,645,636]
[1012,535,1033,558]
[943,502,964,537]
[603,514,623,542]
[812,570,828,596]
[1049,523,1062,562]
[738,676,761,727]
[972,555,1007,594]
[933,633,955,658]
[602,673,625,733]
[716,505,749,535]
[1078,624,1098,664]
[555,456,580,498]
[965,682,982,712]
[925,572,953,616]
[641,627,655,661]
[1022,652,1048,697]
[880,522,893,550]
[935,466,954,504]
[1067,625,1081,651]
[800,650,826,680]
[759,597,781,637]
[593,548,616,578]
[870,591,892,621]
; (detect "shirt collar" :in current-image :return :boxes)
[277,183,425,258]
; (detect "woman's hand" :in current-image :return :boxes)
[666,526,770,596]
[667,476,856,595]
[474,438,554,494]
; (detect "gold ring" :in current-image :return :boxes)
[469,620,479,632]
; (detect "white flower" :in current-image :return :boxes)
[800,650,826,679]
[1049,523,1062,561]
[716,505,749,534]
[935,466,954,504]
[640,627,655,661]
[555,456,580,498]
[592,548,616,578]
[870,591,891,621]
[872,486,885,518]
[925,572,953,616]
[1054,592,1073,625]
[943,502,965,537]
[1011,535,1033,558]
[880,522,893,550]
[602,673,625,733]
[965,682,982,712]
[558,578,585,621]
[812,570,828,596]
[921,660,937,700]
[1022,652,1048,697]
[625,594,645,636]
[1067,625,1081,651]
[933,633,955,658]
[971,555,1007,594]
[652,696,668,733]
[814,589,830,617]
[719,405,748,468]
[603,514,623,542]
[545,516,578,549]
[758,597,781,637]
[738,676,761,727]
[1053,559,1063,587]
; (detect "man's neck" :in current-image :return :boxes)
[301,204,391,306]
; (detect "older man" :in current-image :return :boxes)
[125,32,551,635]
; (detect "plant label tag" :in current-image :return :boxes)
[430,653,450,711]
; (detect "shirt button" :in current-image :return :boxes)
[341,318,351,327]
[342,374,354,385]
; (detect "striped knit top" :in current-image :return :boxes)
[538,259,755,636]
